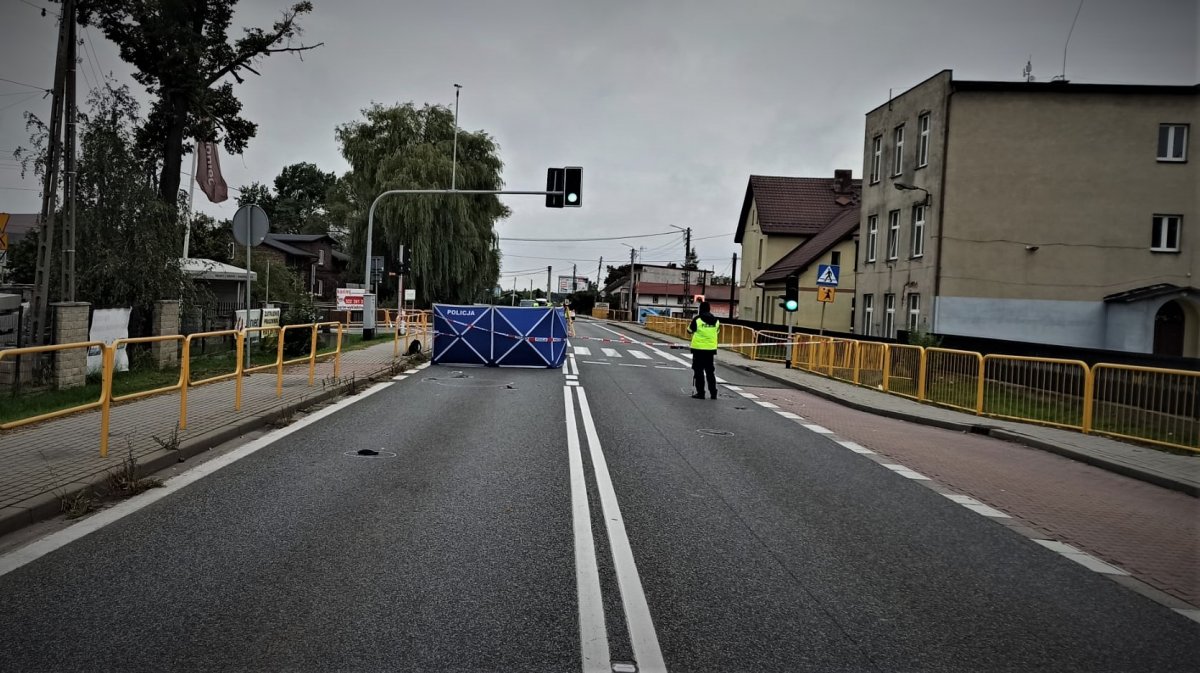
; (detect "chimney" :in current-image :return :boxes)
[833,169,853,194]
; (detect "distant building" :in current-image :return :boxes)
[604,263,735,321]
[734,171,860,329]
[258,233,349,303]
[855,70,1197,356]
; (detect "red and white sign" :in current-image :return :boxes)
[337,288,366,311]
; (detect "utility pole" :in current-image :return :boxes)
[683,226,692,311]
[511,276,517,305]
[30,0,74,344]
[729,252,738,319]
[62,3,78,303]
[627,247,636,317]
[595,256,603,298]
[572,263,577,294]
[546,266,552,303]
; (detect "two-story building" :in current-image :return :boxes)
[856,70,1197,356]
[734,171,861,329]
[605,263,734,321]
[259,233,349,303]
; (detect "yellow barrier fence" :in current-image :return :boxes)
[0,341,108,431]
[181,329,244,432]
[1091,364,1199,450]
[982,355,1090,430]
[855,342,888,388]
[924,348,983,413]
[886,344,925,399]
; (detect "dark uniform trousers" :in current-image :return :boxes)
[691,349,717,397]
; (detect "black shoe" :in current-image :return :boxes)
[691,393,705,399]
[710,392,719,399]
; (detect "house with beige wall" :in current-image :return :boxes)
[856,70,1198,357]
[735,171,860,329]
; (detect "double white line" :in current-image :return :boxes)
[564,385,666,673]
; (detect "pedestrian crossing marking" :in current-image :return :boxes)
[574,346,591,356]
[601,348,621,357]
[629,350,651,359]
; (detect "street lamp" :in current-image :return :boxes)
[893,181,931,206]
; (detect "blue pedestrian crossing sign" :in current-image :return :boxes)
[816,264,840,287]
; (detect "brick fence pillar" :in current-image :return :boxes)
[151,300,180,369]
[51,301,90,389]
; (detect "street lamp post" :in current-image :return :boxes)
[893,181,931,206]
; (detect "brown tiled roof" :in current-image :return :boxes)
[756,208,859,283]
[734,174,861,243]
[637,282,738,301]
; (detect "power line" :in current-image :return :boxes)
[500,231,676,242]
[0,76,49,92]
[0,186,41,191]
[0,93,42,114]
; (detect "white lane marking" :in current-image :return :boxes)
[602,348,622,358]
[802,423,833,434]
[1173,609,1200,624]
[653,350,679,362]
[593,324,691,368]
[392,374,409,381]
[963,503,1009,517]
[739,392,759,399]
[575,389,667,673]
[777,411,803,420]
[881,464,931,481]
[0,382,397,578]
[715,377,727,384]
[755,401,779,409]
[582,360,610,365]
[574,346,592,356]
[678,353,692,359]
[566,374,579,381]
[567,381,580,387]
[1035,538,1128,574]
[619,363,647,368]
[837,440,874,454]
[563,387,612,673]
[654,366,687,371]
[724,385,742,391]
[415,362,431,370]
[1032,539,1080,554]
[629,350,652,360]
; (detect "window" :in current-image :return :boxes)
[917,113,931,167]
[315,279,324,296]
[1158,124,1188,162]
[907,293,920,332]
[911,205,926,258]
[884,294,896,337]
[886,210,900,260]
[870,135,882,183]
[862,294,874,336]
[866,215,878,263]
[318,249,325,266]
[1152,215,1181,252]
[892,125,905,176]
[651,295,659,304]
[830,250,841,267]
[757,239,763,269]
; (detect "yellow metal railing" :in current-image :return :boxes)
[1091,364,1199,450]
[0,341,108,430]
[982,355,1090,430]
[924,347,984,413]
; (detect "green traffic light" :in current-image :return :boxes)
[785,299,798,311]
[567,192,578,204]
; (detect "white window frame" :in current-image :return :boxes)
[866,215,878,263]
[1151,214,1182,252]
[917,113,931,167]
[863,294,874,336]
[757,239,764,270]
[886,210,900,260]
[315,278,324,296]
[892,125,905,176]
[318,249,325,266]
[911,205,926,258]
[884,293,896,338]
[870,135,882,183]
[1158,124,1188,162]
[907,293,920,332]
[651,295,659,304]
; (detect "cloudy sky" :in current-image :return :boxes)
[1,0,1196,290]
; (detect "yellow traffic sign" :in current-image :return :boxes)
[817,287,836,303]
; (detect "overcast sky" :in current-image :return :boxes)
[2,0,1196,290]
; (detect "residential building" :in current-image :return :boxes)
[856,70,1197,356]
[258,233,349,302]
[734,171,861,327]
[604,263,733,321]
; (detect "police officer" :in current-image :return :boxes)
[686,301,720,399]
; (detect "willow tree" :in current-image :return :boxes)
[332,103,505,305]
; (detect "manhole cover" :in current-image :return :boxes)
[422,377,512,388]
[343,449,398,458]
[697,429,734,437]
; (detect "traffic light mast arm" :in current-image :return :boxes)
[363,187,567,287]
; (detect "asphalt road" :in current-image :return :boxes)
[0,317,1196,672]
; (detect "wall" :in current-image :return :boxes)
[738,200,810,322]
[759,238,858,331]
[856,71,952,337]
[935,296,1106,348]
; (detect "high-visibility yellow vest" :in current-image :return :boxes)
[690,319,720,350]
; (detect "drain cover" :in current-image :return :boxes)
[697,428,734,437]
[343,449,398,458]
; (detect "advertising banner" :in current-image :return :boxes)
[337,288,366,311]
[87,308,131,375]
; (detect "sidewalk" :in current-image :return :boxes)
[606,320,1199,497]
[0,336,425,536]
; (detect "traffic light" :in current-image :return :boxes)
[398,245,412,274]
[563,166,582,207]
[782,274,799,312]
[545,168,564,208]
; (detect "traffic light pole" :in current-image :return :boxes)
[785,322,794,369]
[363,187,566,337]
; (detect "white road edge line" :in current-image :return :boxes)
[0,381,397,579]
[563,387,611,673]
[392,374,409,381]
[576,388,667,673]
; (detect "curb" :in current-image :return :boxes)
[0,354,424,538]
[598,320,1198,499]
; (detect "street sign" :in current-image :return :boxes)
[817,287,836,303]
[337,287,366,311]
[404,289,416,302]
[231,205,269,246]
[816,264,840,287]
[0,213,9,268]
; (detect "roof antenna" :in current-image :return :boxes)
[887,88,893,111]
[1055,0,1084,82]
[1023,57,1035,82]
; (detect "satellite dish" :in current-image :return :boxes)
[231,204,269,246]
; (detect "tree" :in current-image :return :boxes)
[684,247,699,270]
[236,162,336,234]
[604,263,631,287]
[77,0,322,206]
[330,102,505,304]
[188,213,232,263]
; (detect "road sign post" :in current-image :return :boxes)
[232,205,269,370]
[815,265,839,337]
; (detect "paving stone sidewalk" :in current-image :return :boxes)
[607,320,1200,496]
[0,336,424,530]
